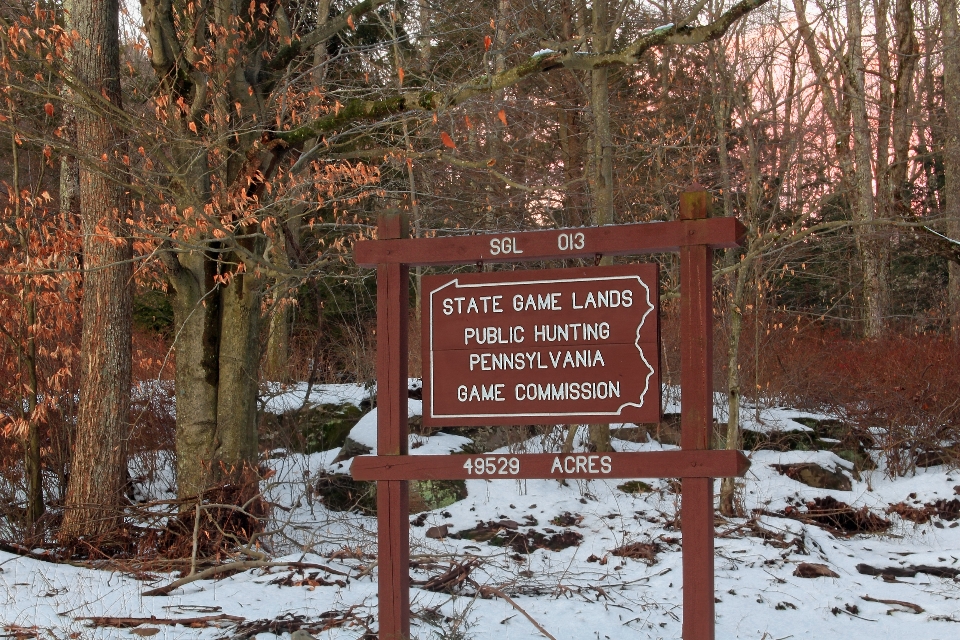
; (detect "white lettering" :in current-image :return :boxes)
[600,455,612,473]
[460,383,504,402]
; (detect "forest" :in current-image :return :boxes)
[0,0,959,637]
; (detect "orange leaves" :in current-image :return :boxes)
[484,35,492,51]
[346,13,355,30]
[397,66,404,85]
[497,109,508,126]
[188,121,198,134]
[440,132,456,149]
[44,102,53,117]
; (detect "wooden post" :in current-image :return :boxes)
[376,212,410,640]
[679,187,715,640]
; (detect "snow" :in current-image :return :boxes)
[3,383,959,639]
[259,382,372,414]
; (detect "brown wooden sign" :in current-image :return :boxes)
[358,189,746,640]
[422,265,660,426]
[353,450,749,481]
[354,217,745,267]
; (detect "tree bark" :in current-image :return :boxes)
[890,0,917,217]
[943,0,960,338]
[587,0,616,453]
[846,0,888,337]
[61,0,134,539]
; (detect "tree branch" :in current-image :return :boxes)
[271,0,393,70]
[142,560,352,596]
[274,0,771,145]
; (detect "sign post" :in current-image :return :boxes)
[679,189,717,640]
[374,212,409,640]
[356,189,746,640]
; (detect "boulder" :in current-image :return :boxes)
[794,562,839,578]
[425,525,449,539]
[773,463,852,491]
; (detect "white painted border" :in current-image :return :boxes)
[427,273,657,419]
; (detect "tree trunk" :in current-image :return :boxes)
[61,0,134,539]
[943,0,960,338]
[890,0,917,217]
[264,295,291,382]
[164,229,262,500]
[23,281,43,530]
[587,0,615,453]
[216,267,262,474]
[10,122,44,531]
[710,60,746,516]
[846,0,888,337]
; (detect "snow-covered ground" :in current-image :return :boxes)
[2,386,958,639]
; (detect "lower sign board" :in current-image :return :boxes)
[422,264,660,426]
[352,450,750,481]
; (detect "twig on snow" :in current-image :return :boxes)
[143,561,351,596]
[477,584,558,640]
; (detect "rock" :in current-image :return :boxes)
[260,401,362,454]
[782,496,891,534]
[855,563,960,580]
[314,474,466,515]
[773,463,852,491]
[915,450,946,468]
[314,472,377,514]
[454,521,583,553]
[793,562,839,578]
[617,480,653,494]
[496,519,519,530]
[410,479,468,514]
[425,525,449,539]
[331,436,372,464]
[290,631,318,640]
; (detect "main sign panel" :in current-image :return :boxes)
[422,264,660,426]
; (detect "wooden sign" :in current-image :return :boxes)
[354,217,746,267]
[352,450,750,481]
[360,189,746,640]
[422,265,660,426]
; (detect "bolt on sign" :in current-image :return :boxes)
[422,264,660,426]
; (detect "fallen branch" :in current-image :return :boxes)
[143,561,350,596]
[861,595,924,614]
[76,614,244,628]
[417,559,480,593]
[478,585,558,640]
[0,541,61,563]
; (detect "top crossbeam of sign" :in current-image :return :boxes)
[354,218,746,268]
